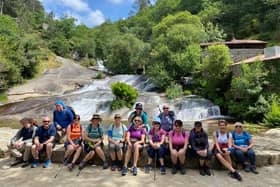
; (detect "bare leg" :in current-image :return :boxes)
[46,143,53,160]
[72,146,82,164]
[216,153,235,172]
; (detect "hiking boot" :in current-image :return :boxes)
[117,160,123,171]
[230,171,242,181]
[43,160,51,168]
[171,165,177,174]
[250,165,259,174]
[10,149,22,158]
[199,166,205,176]
[132,166,137,176]
[180,165,186,175]
[103,161,109,169]
[111,163,117,171]
[10,159,23,167]
[244,164,250,172]
[21,161,30,168]
[160,165,166,175]
[204,166,211,176]
[121,166,128,176]
[145,164,152,173]
[31,160,39,168]
[78,161,86,170]
[67,163,74,171]
[62,157,68,166]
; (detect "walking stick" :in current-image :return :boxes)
[154,152,157,181]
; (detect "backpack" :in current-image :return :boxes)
[214,131,230,150]
[66,105,76,117]
[159,111,175,130]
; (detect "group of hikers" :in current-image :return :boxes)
[8,100,258,181]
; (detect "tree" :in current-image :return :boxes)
[197,44,232,107]
[105,33,150,74]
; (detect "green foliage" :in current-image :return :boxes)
[264,96,280,127]
[80,58,96,67]
[105,33,150,74]
[166,83,183,99]
[197,44,232,105]
[228,62,269,121]
[95,72,104,79]
[0,93,8,102]
[111,82,138,110]
[184,90,192,96]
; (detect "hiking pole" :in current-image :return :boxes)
[54,153,73,178]
[157,105,162,113]
[154,152,157,181]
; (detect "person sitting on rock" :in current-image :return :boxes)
[128,102,150,133]
[158,104,176,133]
[63,115,83,171]
[145,116,167,175]
[231,122,258,174]
[8,117,37,167]
[107,114,127,171]
[169,120,189,175]
[213,120,242,181]
[78,114,108,170]
[188,121,211,176]
[53,100,74,144]
[121,116,146,176]
[31,116,56,168]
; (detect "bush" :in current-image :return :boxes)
[111,82,138,110]
[264,97,280,127]
[166,83,183,99]
[184,90,192,96]
[95,72,104,79]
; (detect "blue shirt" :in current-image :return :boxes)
[232,131,251,147]
[35,125,56,143]
[107,124,127,141]
[86,124,104,139]
[53,108,74,129]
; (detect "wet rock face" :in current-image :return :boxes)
[264,128,280,138]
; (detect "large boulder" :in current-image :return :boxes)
[265,128,280,138]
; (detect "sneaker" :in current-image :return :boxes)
[145,164,152,173]
[204,166,211,176]
[199,166,205,176]
[103,161,109,169]
[78,161,86,170]
[67,163,74,171]
[21,161,30,168]
[43,160,51,168]
[132,166,137,176]
[244,164,250,172]
[160,165,166,175]
[230,171,242,181]
[171,165,177,174]
[180,165,186,175]
[31,160,39,168]
[121,166,128,176]
[250,165,259,174]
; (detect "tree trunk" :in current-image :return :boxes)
[0,0,4,16]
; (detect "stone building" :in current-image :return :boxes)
[200,39,267,63]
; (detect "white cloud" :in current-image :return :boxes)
[61,0,90,12]
[107,0,135,4]
[85,10,106,26]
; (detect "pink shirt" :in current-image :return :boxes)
[169,130,189,146]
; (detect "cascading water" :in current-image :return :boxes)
[0,74,225,122]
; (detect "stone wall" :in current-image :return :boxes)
[230,48,264,63]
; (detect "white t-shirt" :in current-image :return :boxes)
[213,131,232,144]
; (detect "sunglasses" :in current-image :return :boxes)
[175,125,182,127]
[163,107,169,109]
[134,119,141,122]
[153,122,160,125]
[43,121,50,123]
[235,125,242,128]
[74,118,80,121]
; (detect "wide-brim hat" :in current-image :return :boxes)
[91,114,102,121]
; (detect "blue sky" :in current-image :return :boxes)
[39,0,142,27]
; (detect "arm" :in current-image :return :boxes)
[213,133,222,154]
[168,133,173,150]
[66,126,75,146]
[43,126,56,145]
[136,134,145,145]
[183,134,188,150]
[10,129,23,145]
[189,132,199,151]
